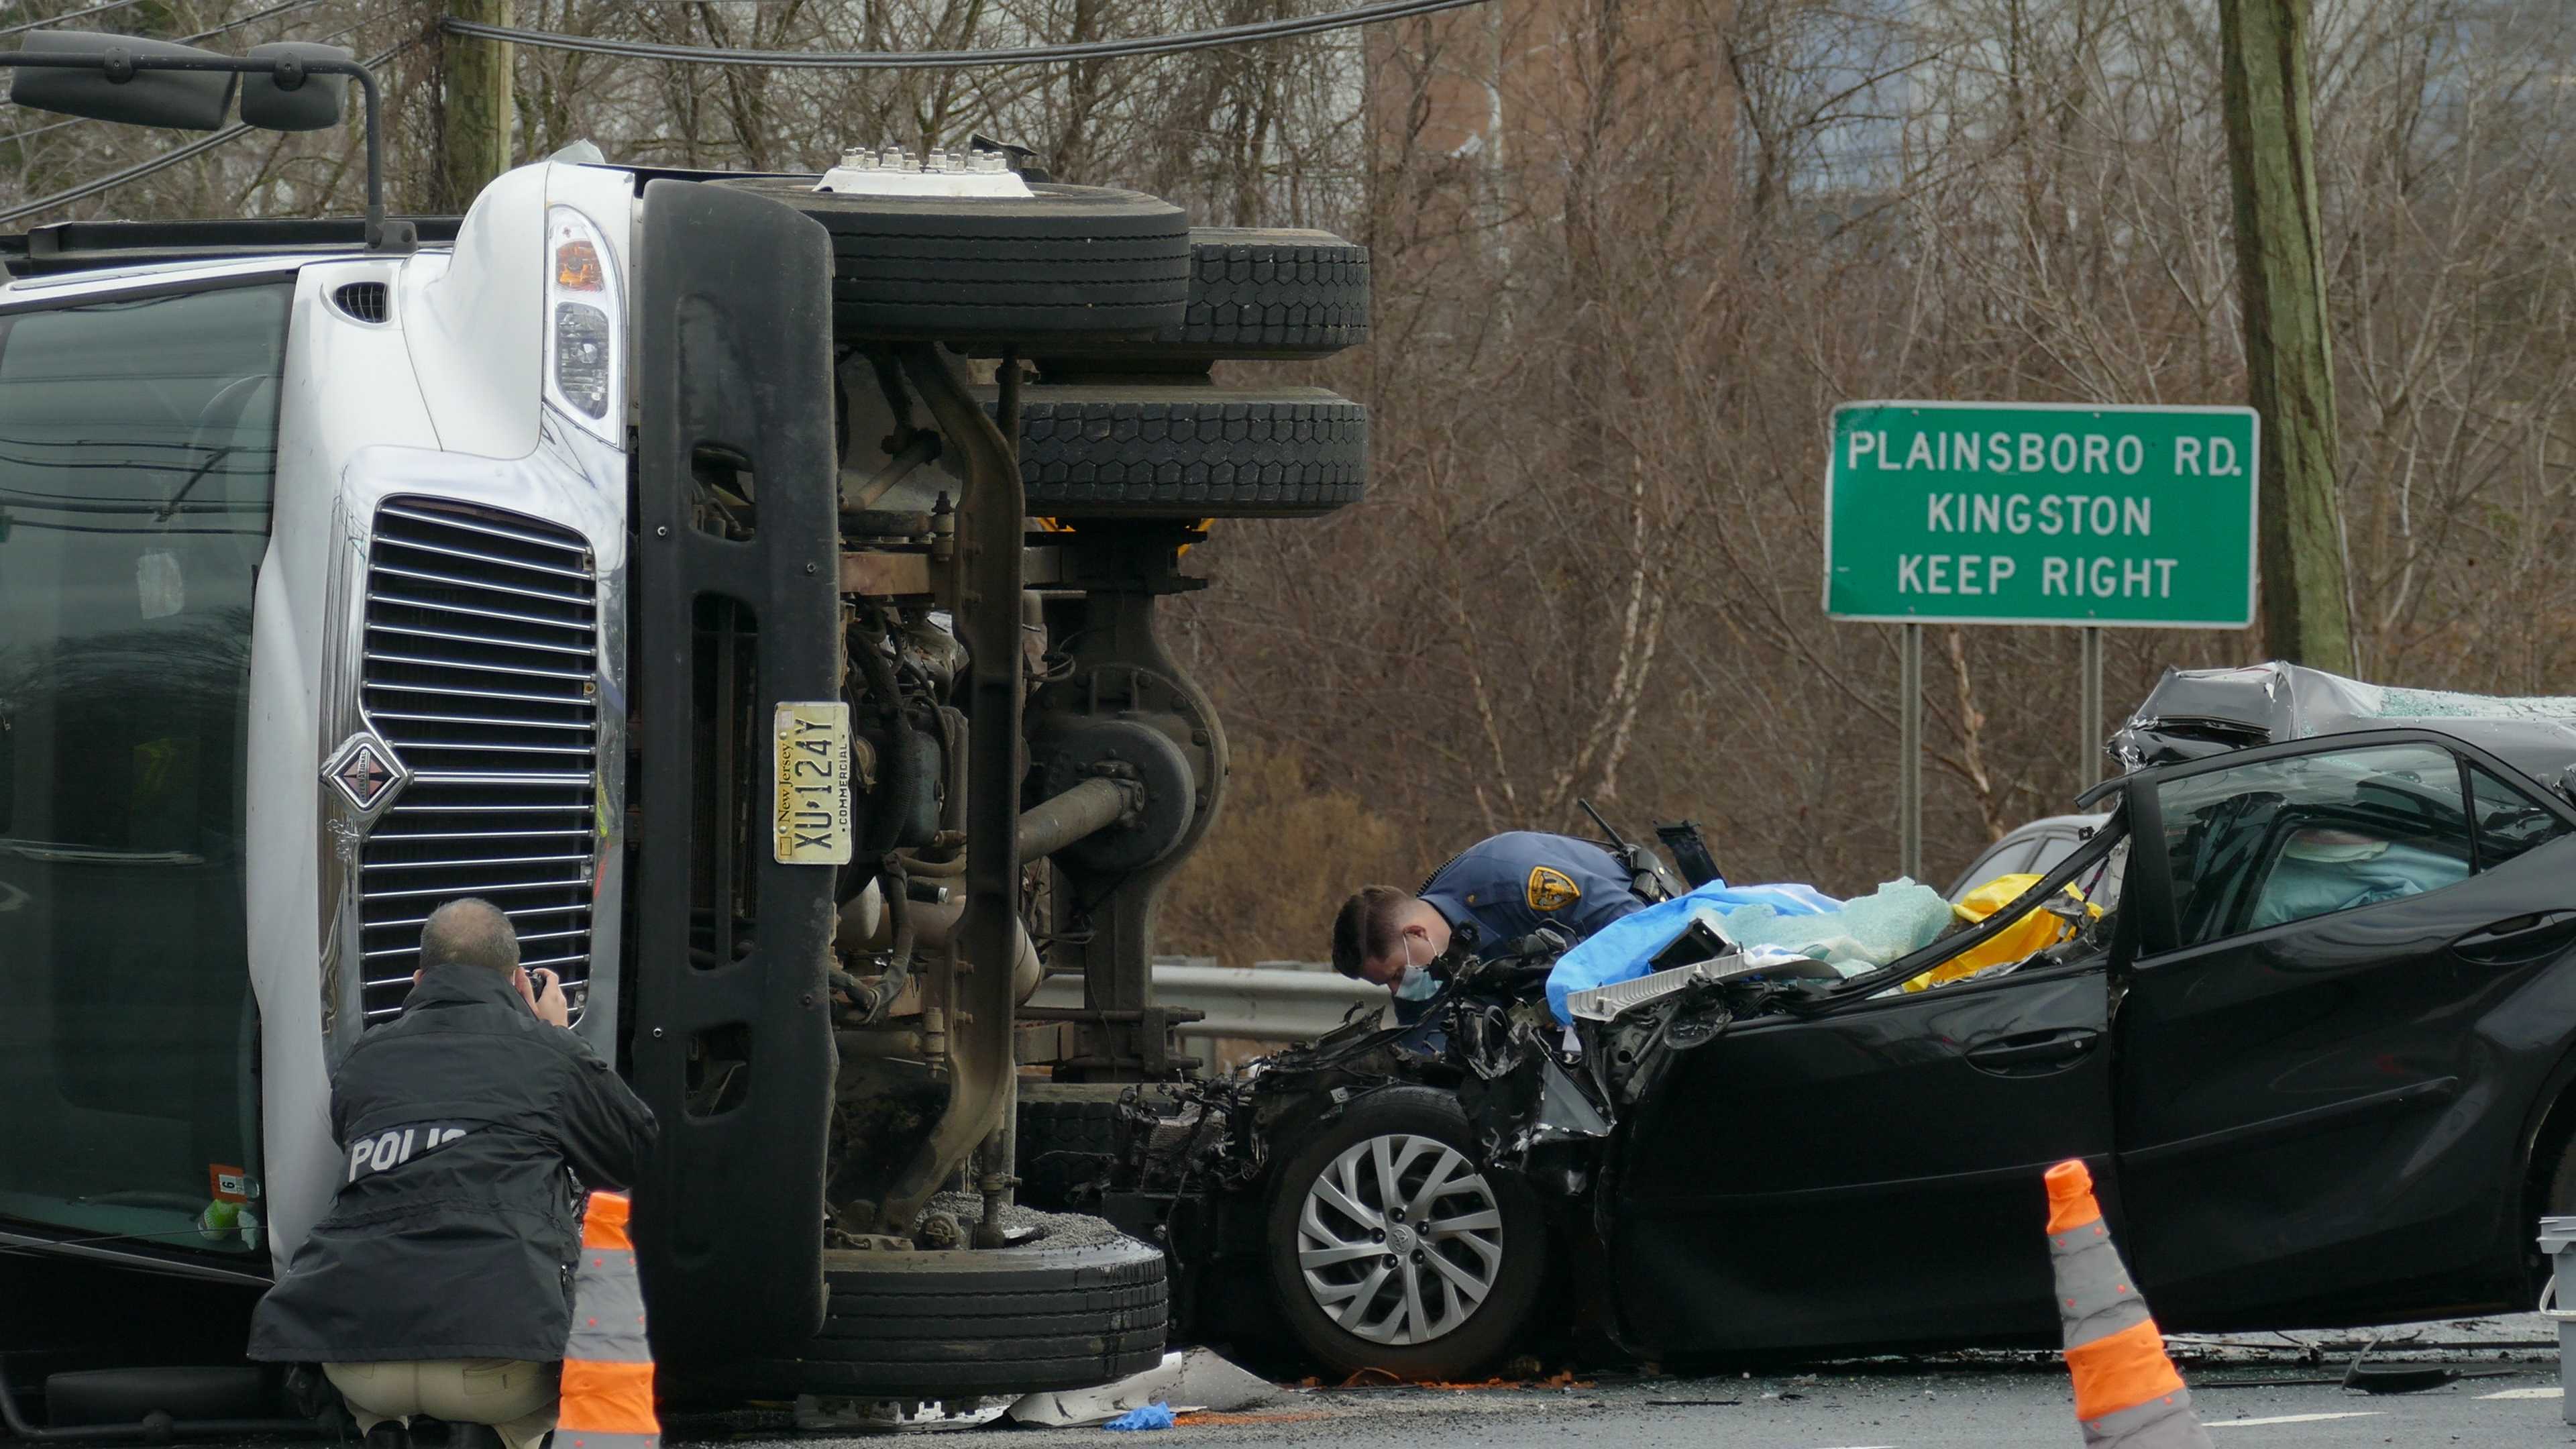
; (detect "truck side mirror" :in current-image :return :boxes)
[9,32,236,131]
[241,42,349,131]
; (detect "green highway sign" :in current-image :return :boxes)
[1825,400,2259,628]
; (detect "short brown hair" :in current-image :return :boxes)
[1331,885,1413,979]
[421,897,521,976]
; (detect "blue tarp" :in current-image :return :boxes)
[1545,879,1839,1024]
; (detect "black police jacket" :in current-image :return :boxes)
[248,964,658,1364]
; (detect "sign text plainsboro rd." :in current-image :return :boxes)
[1825,401,2259,627]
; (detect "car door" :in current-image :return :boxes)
[2113,731,2576,1328]
[1609,837,2124,1354]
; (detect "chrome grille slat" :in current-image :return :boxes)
[387,801,594,812]
[358,498,600,1026]
[391,740,594,757]
[359,875,591,902]
[366,926,589,960]
[376,534,596,582]
[371,710,596,733]
[379,502,590,557]
[366,900,588,928]
[370,561,597,613]
[363,852,594,872]
[368,634,597,670]
[371,828,593,843]
[369,679,600,708]
[407,773,592,784]
[364,591,599,637]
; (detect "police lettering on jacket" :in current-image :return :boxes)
[345,1122,479,1182]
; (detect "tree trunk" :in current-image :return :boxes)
[2219,0,2353,671]
[439,0,515,211]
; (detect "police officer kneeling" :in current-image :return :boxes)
[1333,830,1657,1022]
[250,898,658,1449]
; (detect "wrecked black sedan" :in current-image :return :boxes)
[1083,665,2576,1379]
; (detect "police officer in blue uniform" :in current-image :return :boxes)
[1331,831,1655,1023]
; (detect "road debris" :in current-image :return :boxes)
[1008,1350,1275,1428]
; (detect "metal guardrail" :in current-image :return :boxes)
[1026,958,1387,1043]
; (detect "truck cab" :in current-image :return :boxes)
[0,31,1368,1422]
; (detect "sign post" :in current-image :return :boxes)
[2079,626,2104,784]
[1900,623,1923,879]
[1825,400,2259,869]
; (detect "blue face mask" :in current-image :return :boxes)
[1391,936,1438,1001]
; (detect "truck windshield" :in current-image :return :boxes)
[0,280,289,1259]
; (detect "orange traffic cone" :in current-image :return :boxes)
[2045,1160,2211,1448]
[557,1191,659,1449]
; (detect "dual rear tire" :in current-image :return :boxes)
[726,174,1374,519]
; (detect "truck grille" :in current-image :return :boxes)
[358,499,600,1024]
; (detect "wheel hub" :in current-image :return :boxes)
[1293,1131,1505,1346]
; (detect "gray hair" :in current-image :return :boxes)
[420,897,522,976]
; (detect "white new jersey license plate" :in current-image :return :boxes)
[773,701,853,865]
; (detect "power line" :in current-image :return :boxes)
[0,34,421,227]
[446,0,1488,70]
[0,0,147,42]
[178,0,333,48]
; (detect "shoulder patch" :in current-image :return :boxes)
[1527,866,1580,912]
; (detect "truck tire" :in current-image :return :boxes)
[1037,227,1369,363]
[725,1237,1169,1397]
[713,177,1189,345]
[1263,1086,1545,1381]
[985,384,1368,519]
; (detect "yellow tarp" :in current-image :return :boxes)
[1903,872,2099,991]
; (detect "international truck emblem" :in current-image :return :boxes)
[323,733,406,814]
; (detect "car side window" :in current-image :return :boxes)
[1948,839,2035,902]
[2159,744,2475,948]
[2027,834,2080,875]
[2469,765,2573,870]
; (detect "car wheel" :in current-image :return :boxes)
[1263,1086,1545,1380]
[716,1235,1168,1398]
[712,176,1189,346]
[985,383,1369,519]
[1033,226,1370,364]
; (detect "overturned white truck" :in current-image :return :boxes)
[0,30,1366,1428]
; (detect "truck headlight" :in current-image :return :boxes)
[544,206,622,434]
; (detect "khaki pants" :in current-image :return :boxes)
[324,1360,559,1449]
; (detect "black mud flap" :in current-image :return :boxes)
[627,178,841,1360]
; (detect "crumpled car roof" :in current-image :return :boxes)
[2110,661,2576,783]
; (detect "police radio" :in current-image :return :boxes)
[1578,798,1690,902]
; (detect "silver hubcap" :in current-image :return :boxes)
[1295,1131,1505,1346]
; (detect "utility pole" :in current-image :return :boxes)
[440,0,515,211]
[2219,0,2353,671]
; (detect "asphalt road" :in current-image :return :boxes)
[686,1318,2572,1449]
[705,1371,2568,1449]
[63,1316,2563,1448]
